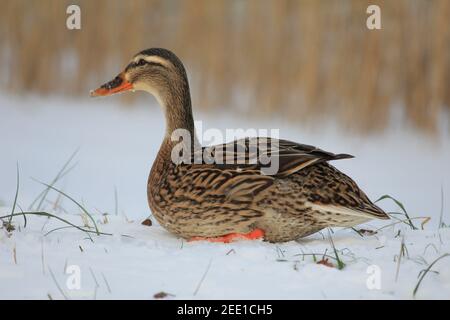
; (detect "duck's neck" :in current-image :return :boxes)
[159,83,199,151]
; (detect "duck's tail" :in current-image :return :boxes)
[307,201,389,227]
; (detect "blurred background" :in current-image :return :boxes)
[1,0,449,133]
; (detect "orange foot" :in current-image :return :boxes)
[189,229,265,243]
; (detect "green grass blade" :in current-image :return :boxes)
[48,267,68,300]
[413,253,450,297]
[5,163,20,229]
[16,203,27,228]
[29,148,79,211]
[376,216,429,232]
[327,229,345,270]
[32,179,100,235]
[375,194,417,230]
[1,212,110,237]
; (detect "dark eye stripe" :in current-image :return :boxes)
[125,60,166,72]
[135,60,165,68]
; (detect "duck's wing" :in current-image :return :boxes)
[182,138,387,223]
[194,137,353,177]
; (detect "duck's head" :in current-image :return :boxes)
[91,48,196,138]
[90,48,190,105]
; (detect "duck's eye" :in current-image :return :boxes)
[136,59,147,67]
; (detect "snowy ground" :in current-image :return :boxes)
[0,94,450,299]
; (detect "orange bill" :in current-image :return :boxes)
[90,73,133,97]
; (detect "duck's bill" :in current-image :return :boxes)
[90,73,133,97]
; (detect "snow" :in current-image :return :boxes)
[0,93,450,299]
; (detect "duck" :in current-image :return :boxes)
[91,48,389,243]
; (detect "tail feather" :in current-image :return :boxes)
[360,202,390,220]
[307,202,389,227]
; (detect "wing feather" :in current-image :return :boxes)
[192,137,353,177]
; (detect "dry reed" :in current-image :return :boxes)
[0,0,449,133]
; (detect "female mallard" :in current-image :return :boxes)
[91,48,388,243]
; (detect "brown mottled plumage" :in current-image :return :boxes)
[91,48,389,243]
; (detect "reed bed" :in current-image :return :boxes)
[0,0,449,133]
